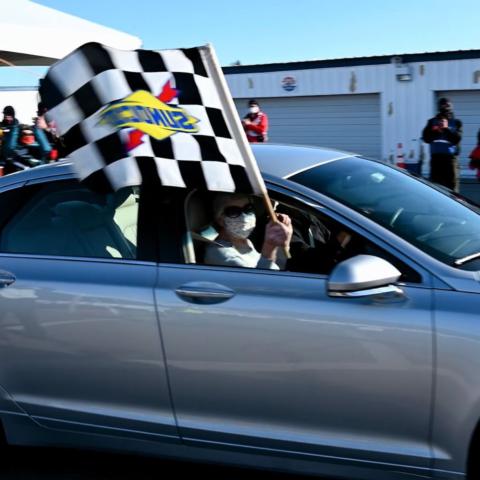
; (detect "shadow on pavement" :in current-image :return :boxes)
[0,446,320,480]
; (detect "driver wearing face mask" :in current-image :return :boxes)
[241,99,269,143]
[204,193,292,270]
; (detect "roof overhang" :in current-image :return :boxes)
[0,0,142,67]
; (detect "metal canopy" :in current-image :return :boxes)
[0,0,142,67]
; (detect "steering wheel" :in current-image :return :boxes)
[365,193,407,228]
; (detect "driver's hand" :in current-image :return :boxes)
[336,230,351,248]
[264,214,293,248]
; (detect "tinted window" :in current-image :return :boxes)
[292,157,480,268]
[0,181,139,260]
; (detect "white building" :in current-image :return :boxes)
[224,50,480,176]
[4,48,480,176]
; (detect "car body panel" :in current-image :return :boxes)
[432,289,480,474]
[0,145,479,479]
[0,254,178,440]
[155,261,433,470]
[249,143,355,179]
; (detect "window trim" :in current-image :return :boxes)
[0,251,156,267]
[156,261,433,291]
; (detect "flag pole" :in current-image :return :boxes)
[201,44,290,259]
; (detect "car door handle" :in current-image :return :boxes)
[0,270,16,287]
[175,282,235,304]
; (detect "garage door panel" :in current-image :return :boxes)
[234,94,381,159]
[264,106,379,115]
[269,112,380,120]
[269,123,381,130]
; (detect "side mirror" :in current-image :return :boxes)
[328,255,403,298]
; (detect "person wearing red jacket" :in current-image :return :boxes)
[242,99,268,143]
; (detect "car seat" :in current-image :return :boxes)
[50,201,136,259]
[183,190,219,264]
[107,188,139,247]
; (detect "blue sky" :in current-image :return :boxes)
[3,0,480,86]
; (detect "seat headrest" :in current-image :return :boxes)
[52,201,107,230]
[106,188,136,210]
[185,191,213,233]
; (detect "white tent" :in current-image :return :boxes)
[0,0,142,66]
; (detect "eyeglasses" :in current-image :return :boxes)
[222,203,255,218]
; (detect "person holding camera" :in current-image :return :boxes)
[422,97,462,192]
[242,99,269,143]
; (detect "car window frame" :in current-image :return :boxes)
[169,182,431,288]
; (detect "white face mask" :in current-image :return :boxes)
[224,212,256,239]
[249,106,259,114]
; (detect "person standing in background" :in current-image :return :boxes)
[33,102,54,161]
[0,106,20,162]
[242,99,268,143]
[422,97,462,192]
[468,128,480,180]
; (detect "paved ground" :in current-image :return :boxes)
[460,179,480,204]
[0,446,315,480]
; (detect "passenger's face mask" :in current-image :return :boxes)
[224,212,256,239]
[249,106,259,114]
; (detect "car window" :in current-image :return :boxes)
[263,198,420,283]
[183,189,420,283]
[0,181,139,260]
[291,157,480,269]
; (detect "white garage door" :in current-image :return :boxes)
[234,94,381,159]
[437,90,480,176]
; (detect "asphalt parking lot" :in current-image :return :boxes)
[460,179,480,204]
[0,446,320,480]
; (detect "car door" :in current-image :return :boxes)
[154,186,434,471]
[0,177,177,442]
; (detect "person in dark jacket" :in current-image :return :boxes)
[0,105,20,161]
[422,97,462,192]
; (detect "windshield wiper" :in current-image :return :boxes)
[454,252,480,266]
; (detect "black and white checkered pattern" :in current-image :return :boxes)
[39,42,264,194]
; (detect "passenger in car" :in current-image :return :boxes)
[204,193,292,270]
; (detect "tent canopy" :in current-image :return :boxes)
[0,0,142,66]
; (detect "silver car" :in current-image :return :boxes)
[0,143,479,480]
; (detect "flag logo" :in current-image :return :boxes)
[99,88,199,145]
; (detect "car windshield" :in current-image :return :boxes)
[291,157,480,269]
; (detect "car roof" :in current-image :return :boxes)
[0,160,74,188]
[251,143,358,179]
[0,144,357,187]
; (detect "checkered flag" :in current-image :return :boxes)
[39,42,265,195]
